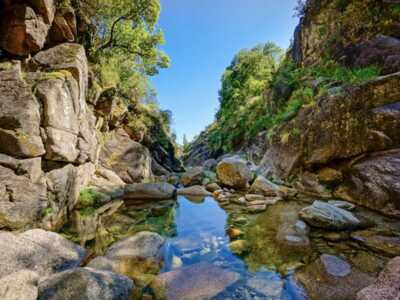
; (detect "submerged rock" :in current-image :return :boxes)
[295,254,374,300]
[299,201,363,230]
[229,239,250,255]
[124,182,176,200]
[216,157,253,190]
[37,267,133,300]
[88,231,165,279]
[357,256,400,300]
[156,262,239,300]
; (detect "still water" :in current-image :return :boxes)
[158,196,308,300]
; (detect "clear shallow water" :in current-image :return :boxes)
[159,196,308,300]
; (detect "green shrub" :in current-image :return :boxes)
[79,188,100,208]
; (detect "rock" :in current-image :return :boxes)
[246,275,284,299]
[89,166,125,199]
[0,3,51,55]
[48,6,77,44]
[202,158,218,171]
[357,257,400,300]
[0,68,45,158]
[37,267,133,300]
[216,157,253,189]
[335,149,400,218]
[249,175,279,196]
[0,165,46,229]
[0,229,85,278]
[260,72,400,181]
[205,182,221,193]
[247,204,267,213]
[88,231,165,278]
[317,168,343,185]
[99,129,152,183]
[177,185,212,197]
[276,214,310,255]
[227,227,244,239]
[229,240,249,255]
[295,254,374,300]
[299,200,363,230]
[328,200,356,211]
[323,232,350,242]
[33,43,88,104]
[44,163,95,230]
[342,35,400,75]
[231,196,247,205]
[351,230,400,257]
[0,270,39,300]
[179,167,204,187]
[124,182,176,200]
[245,194,265,202]
[156,262,239,300]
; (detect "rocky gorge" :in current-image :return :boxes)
[0,0,400,299]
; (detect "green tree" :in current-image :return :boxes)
[74,0,169,102]
[210,43,283,151]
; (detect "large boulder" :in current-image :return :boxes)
[0,229,85,279]
[99,129,152,183]
[295,254,374,300]
[335,149,400,218]
[0,62,45,158]
[0,270,39,300]
[342,35,400,75]
[124,183,176,200]
[0,165,47,229]
[180,167,204,187]
[216,157,253,189]
[38,267,133,300]
[299,201,363,230]
[260,72,400,179]
[357,257,400,300]
[0,3,52,56]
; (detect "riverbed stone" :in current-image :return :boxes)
[229,240,250,255]
[156,262,240,300]
[37,267,133,300]
[299,200,363,230]
[216,157,253,189]
[124,182,176,200]
[357,256,400,300]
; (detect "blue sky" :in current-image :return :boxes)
[151,0,299,144]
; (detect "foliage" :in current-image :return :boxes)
[206,43,381,153]
[74,0,169,103]
[208,43,283,152]
[79,188,101,208]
